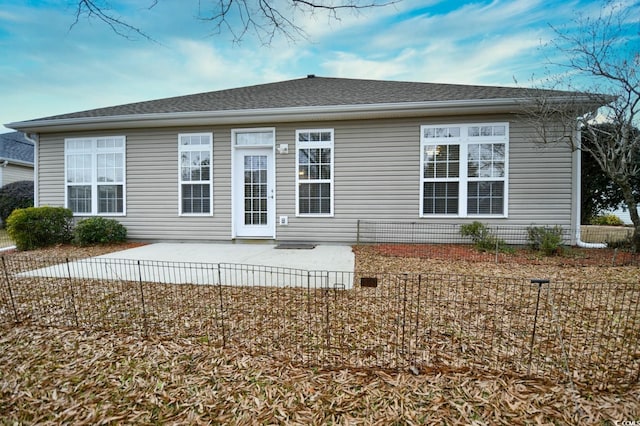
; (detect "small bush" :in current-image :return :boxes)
[6,206,73,250]
[460,221,511,253]
[527,225,564,256]
[73,217,127,246]
[590,214,625,226]
[0,180,34,226]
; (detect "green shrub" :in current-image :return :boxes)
[460,221,511,253]
[73,217,127,246]
[590,214,625,226]
[527,225,564,255]
[0,180,34,226]
[6,206,73,250]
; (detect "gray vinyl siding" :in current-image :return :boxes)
[38,134,65,207]
[35,114,575,243]
[0,164,33,186]
[276,116,574,243]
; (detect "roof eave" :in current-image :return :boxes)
[5,97,589,133]
[0,158,34,167]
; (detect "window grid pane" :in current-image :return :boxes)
[98,185,124,213]
[423,182,459,215]
[467,181,504,215]
[182,184,211,214]
[68,186,92,213]
[66,154,92,183]
[297,130,333,215]
[424,145,459,179]
[181,151,211,182]
[468,143,505,178]
[97,153,124,183]
[299,183,331,214]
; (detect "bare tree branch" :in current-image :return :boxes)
[70,0,398,45]
[522,1,640,248]
[71,0,158,43]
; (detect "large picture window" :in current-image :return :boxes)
[65,136,125,215]
[179,133,213,215]
[296,129,334,216]
[420,123,508,217]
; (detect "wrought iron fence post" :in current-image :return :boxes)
[306,271,312,365]
[413,274,423,363]
[401,273,409,363]
[1,256,19,323]
[65,258,79,328]
[217,264,226,349]
[137,260,149,338]
[495,225,499,264]
[528,279,549,375]
[324,273,331,364]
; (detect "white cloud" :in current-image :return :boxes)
[321,50,415,80]
[0,10,22,22]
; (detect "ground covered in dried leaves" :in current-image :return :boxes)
[1,325,638,425]
[1,243,639,424]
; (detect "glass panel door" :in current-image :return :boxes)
[233,147,275,238]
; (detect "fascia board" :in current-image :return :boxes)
[6,96,591,133]
[0,159,34,167]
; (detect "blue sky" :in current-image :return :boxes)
[0,0,637,132]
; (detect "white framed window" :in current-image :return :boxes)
[296,129,334,216]
[420,123,508,217]
[65,136,126,216]
[179,133,213,215]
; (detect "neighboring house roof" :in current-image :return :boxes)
[0,132,34,165]
[6,76,597,132]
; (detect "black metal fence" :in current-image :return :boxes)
[1,255,638,387]
[356,220,639,266]
[0,232,14,251]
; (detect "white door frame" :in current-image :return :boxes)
[231,128,276,239]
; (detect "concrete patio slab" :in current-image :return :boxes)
[18,243,355,289]
[97,243,355,272]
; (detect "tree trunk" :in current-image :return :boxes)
[618,181,640,252]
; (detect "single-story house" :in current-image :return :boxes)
[0,131,34,186]
[6,76,599,244]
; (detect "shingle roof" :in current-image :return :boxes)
[28,76,570,122]
[0,132,34,164]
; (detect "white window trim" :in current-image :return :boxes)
[64,136,126,217]
[178,133,214,216]
[295,128,335,217]
[419,123,509,218]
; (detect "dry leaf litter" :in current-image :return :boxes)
[0,243,638,424]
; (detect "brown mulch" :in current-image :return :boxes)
[1,242,639,424]
[0,241,147,259]
[354,245,640,284]
[370,243,640,267]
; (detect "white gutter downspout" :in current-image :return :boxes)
[573,128,607,248]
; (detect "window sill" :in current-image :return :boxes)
[419,215,507,219]
[73,213,126,217]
